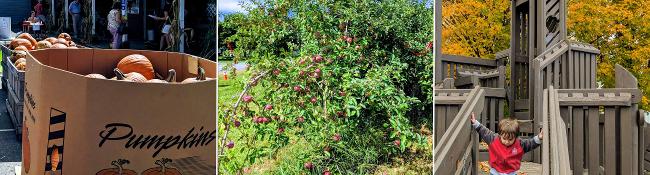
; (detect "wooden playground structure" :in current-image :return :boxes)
[434,0,648,174]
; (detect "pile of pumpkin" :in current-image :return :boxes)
[8,33,77,71]
[85,54,212,83]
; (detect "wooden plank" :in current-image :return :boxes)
[615,64,638,88]
[562,52,568,89]
[435,96,468,105]
[620,105,638,175]
[604,106,617,175]
[554,58,560,87]
[569,50,575,89]
[558,94,632,106]
[515,99,530,110]
[435,106,447,144]
[434,87,485,175]
[591,53,597,88]
[572,102,585,175]
[542,88,550,175]
[640,109,645,175]
[580,51,585,89]
[557,103,572,175]
[440,54,498,67]
[515,111,531,120]
[587,102,599,175]
[556,88,642,103]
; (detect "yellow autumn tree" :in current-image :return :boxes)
[441,0,510,59]
[442,0,650,109]
[568,0,650,109]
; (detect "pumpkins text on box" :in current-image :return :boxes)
[96,159,137,175]
[117,54,155,80]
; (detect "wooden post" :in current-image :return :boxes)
[434,0,442,83]
[179,0,185,53]
[91,0,95,35]
[65,0,68,30]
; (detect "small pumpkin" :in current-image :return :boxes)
[68,46,78,49]
[141,158,182,175]
[85,74,107,79]
[14,45,28,52]
[181,67,211,83]
[69,41,77,47]
[44,37,57,44]
[51,43,67,48]
[55,38,69,46]
[95,159,137,175]
[12,51,27,63]
[17,33,38,48]
[10,38,33,50]
[58,33,71,41]
[51,145,60,171]
[117,54,155,80]
[37,40,52,49]
[114,68,147,82]
[15,61,26,71]
[147,69,176,83]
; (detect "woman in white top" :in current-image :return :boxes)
[149,2,172,50]
[107,2,122,49]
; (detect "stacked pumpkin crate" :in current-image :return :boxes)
[2,32,79,140]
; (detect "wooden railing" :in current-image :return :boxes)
[436,54,501,83]
[541,65,644,175]
[542,86,571,175]
[434,86,485,175]
[455,66,506,89]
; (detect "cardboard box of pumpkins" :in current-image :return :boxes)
[20,48,216,175]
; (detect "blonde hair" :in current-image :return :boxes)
[499,118,519,140]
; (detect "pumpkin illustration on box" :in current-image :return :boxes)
[96,159,137,175]
[141,158,182,175]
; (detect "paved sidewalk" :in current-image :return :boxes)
[0,86,21,175]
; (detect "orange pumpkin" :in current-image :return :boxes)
[58,33,71,41]
[37,40,52,49]
[17,33,37,48]
[14,45,28,52]
[68,46,78,49]
[10,38,33,50]
[141,158,182,175]
[45,37,57,44]
[117,54,155,80]
[12,51,27,63]
[114,68,147,82]
[69,41,77,47]
[96,159,137,175]
[85,74,107,79]
[51,145,60,171]
[15,61,26,71]
[55,38,69,46]
[181,67,211,83]
[22,125,30,173]
[51,43,67,48]
[147,69,176,83]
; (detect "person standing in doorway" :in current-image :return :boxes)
[68,0,82,38]
[148,2,172,51]
[107,2,122,49]
[34,0,46,23]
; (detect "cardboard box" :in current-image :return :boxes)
[21,49,216,175]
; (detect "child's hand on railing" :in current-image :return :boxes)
[470,112,477,124]
[538,129,543,140]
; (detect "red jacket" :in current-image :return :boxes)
[472,122,541,174]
